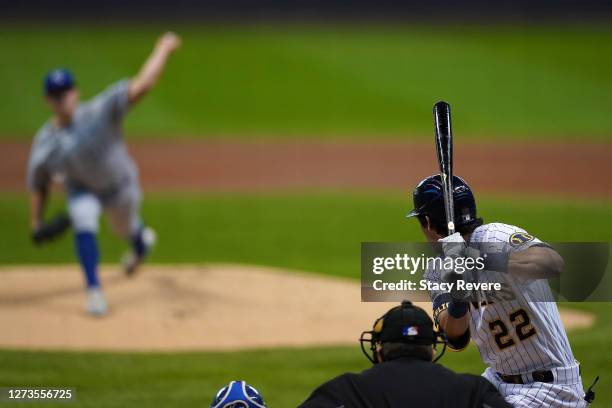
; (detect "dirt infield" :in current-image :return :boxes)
[0,265,594,352]
[1,140,611,196]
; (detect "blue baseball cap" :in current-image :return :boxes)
[210,381,266,408]
[44,68,76,97]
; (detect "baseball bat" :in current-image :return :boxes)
[433,100,455,236]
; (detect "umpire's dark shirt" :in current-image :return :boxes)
[299,357,511,408]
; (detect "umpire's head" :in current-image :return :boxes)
[360,301,446,364]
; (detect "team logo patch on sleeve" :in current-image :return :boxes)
[509,232,534,246]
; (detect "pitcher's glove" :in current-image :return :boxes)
[32,214,71,245]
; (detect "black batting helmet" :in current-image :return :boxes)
[406,174,481,234]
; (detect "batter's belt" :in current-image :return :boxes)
[498,364,581,385]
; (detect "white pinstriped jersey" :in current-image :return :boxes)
[426,223,578,376]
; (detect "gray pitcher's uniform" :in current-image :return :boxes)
[426,223,587,407]
[27,80,142,238]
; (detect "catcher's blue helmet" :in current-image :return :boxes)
[406,174,479,233]
[210,381,266,408]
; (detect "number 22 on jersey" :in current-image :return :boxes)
[488,308,537,350]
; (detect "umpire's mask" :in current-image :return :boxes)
[359,301,447,364]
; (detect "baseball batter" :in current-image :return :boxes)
[27,32,181,316]
[406,174,589,407]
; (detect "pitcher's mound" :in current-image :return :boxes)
[0,265,594,352]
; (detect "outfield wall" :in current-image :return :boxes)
[3,0,612,21]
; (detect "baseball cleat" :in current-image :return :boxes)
[86,287,108,317]
[122,226,156,277]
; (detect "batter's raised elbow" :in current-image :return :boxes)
[549,249,565,277]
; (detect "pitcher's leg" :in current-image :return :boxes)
[106,187,155,275]
[68,193,101,288]
[67,192,107,316]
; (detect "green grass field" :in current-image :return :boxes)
[1,193,611,275]
[0,345,481,407]
[2,23,612,139]
[0,193,610,406]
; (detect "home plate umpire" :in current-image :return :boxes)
[299,301,511,408]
